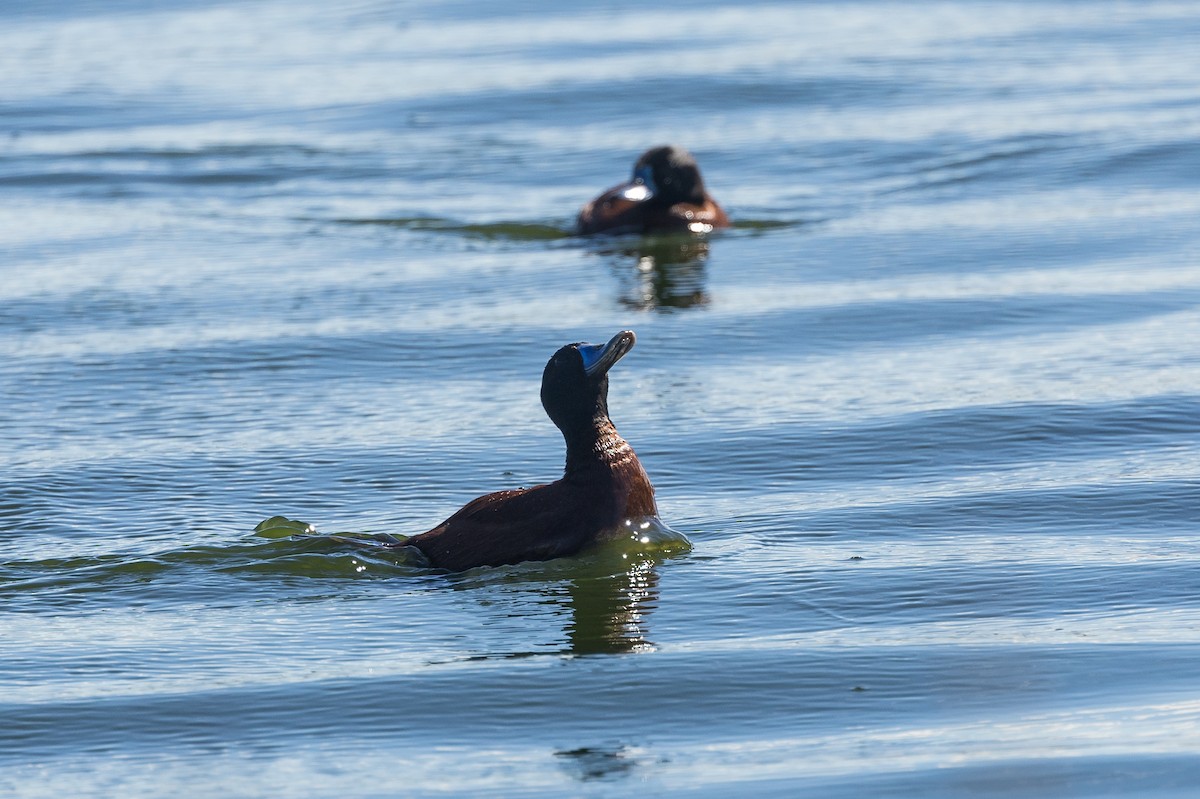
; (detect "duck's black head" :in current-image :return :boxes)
[621,145,708,207]
[541,330,636,437]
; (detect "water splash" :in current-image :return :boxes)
[604,516,692,560]
[252,515,317,539]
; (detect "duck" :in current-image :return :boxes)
[576,145,731,236]
[402,330,657,571]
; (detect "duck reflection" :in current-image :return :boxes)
[564,556,661,655]
[429,519,687,657]
[596,237,712,310]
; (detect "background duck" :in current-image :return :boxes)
[402,330,657,571]
[576,145,731,236]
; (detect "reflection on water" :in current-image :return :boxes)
[559,517,689,655]
[565,557,660,655]
[597,237,713,310]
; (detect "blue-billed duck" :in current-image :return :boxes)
[576,145,730,236]
[403,330,657,571]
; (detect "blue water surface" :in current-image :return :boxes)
[3,1,1200,797]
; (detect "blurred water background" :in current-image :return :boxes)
[3,1,1200,796]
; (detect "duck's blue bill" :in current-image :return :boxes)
[578,343,607,373]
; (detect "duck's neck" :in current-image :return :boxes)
[563,415,635,478]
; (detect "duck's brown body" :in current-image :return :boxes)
[405,423,655,571]
[403,331,657,572]
[576,145,730,236]
[577,192,729,236]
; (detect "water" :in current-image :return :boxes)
[3,1,1200,796]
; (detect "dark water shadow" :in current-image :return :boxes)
[332,213,798,245]
[331,215,570,241]
[555,742,643,782]
[0,522,430,601]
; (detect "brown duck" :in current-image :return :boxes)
[403,330,657,571]
[576,145,730,236]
